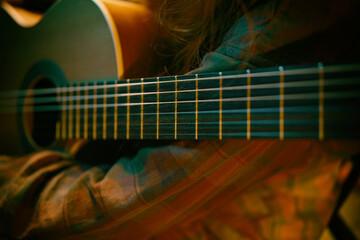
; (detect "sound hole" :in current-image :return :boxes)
[31,78,59,147]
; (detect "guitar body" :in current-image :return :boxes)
[0,0,160,154]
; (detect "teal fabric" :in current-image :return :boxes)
[193,0,360,74]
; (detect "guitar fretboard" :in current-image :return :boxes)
[21,63,360,140]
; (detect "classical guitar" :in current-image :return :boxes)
[1,0,360,155]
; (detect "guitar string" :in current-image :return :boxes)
[34,107,337,120]
[37,116,358,138]
[0,77,358,108]
[35,121,353,132]
[35,122,355,136]
[34,117,353,128]
[26,104,358,131]
[36,116,355,127]
[2,99,357,118]
[58,106,332,118]
[0,79,324,106]
[1,90,358,114]
[0,63,358,98]
[35,117,352,130]
[30,104,351,126]
[36,106,357,137]
[38,131,325,138]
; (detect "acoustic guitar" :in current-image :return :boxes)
[1,0,359,155]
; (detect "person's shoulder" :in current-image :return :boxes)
[217,0,278,58]
[211,0,360,68]
[192,0,279,72]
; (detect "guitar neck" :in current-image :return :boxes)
[25,63,360,140]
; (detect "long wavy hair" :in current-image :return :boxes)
[5,0,251,74]
[155,0,250,74]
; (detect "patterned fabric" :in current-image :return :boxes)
[1,0,360,239]
[0,140,359,239]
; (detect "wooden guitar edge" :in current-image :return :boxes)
[98,0,161,79]
[1,0,159,80]
[0,1,43,27]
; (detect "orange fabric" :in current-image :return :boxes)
[0,140,359,239]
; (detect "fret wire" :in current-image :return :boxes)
[56,87,61,140]
[103,82,107,140]
[76,83,81,139]
[68,86,73,139]
[114,80,118,139]
[247,69,251,140]
[157,77,160,140]
[56,122,60,140]
[279,66,285,140]
[174,76,178,140]
[92,82,97,140]
[61,86,67,140]
[319,63,325,141]
[126,79,130,140]
[84,83,89,139]
[219,72,223,140]
[195,74,199,140]
[141,78,144,140]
